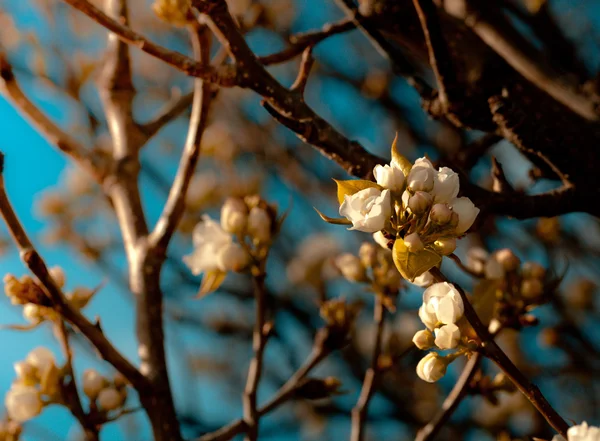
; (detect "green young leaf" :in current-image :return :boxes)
[392,239,442,282]
[196,270,227,299]
[390,133,412,177]
[333,179,382,205]
[313,207,352,225]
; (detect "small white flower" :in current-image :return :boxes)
[339,188,391,233]
[82,369,106,399]
[552,421,600,441]
[423,282,464,324]
[183,215,233,274]
[373,163,405,191]
[403,232,424,253]
[418,304,438,330]
[97,387,123,411]
[407,158,435,192]
[429,203,453,225]
[217,242,250,272]
[373,231,391,250]
[434,238,457,256]
[5,385,43,422]
[412,329,435,350]
[23,304,44,324]
[450,197,479,234]
[220,198,248,235]
[408,191,432,214]
[416,353,447,383]
[25,347,55,373]
[432,167,459,203]
[335,254,366,282]
[411,271,434,288]
[247,207,272,243]
[434,323,461,349]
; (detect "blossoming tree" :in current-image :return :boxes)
[0,0,599,441]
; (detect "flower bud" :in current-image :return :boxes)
[429,204,453,225]
[521,278,543,299]
[48,267,65,288]
[404,233,424,253]
[14,362,37,384]
[23,304,44,324]
[335,254,367,282]
[26,347,55,373]
[434,323,461,349]
[484,259,504,280]
[295,376,343,400]
[416,353,448,383]
[418,304,438,330]
[494,249,520,272]
[373,164,405,191]
[5,385,43,422]
[217,243,250,272]
[466,247,488,274]
[407,162,434,192]
[412,329,435,350]
[82,369,107,399]
[247,207,272,243]
[522,262,546,280]
[411,271,434,288]
[408,191,432,214]
[220,198,248,235]
[433,238,456,256]
[358,242,378,268]
[97,387,123,411]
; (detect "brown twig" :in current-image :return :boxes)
[0,153,147,391]
[149,26,213,252]
[414,353,481,441]
[350,296,386,441]
[428,267,569,438]
[290,47,315,94]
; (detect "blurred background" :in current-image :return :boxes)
[0,0,599,440]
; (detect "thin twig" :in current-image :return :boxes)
[350,296,386,441]
[414,353,481,441]
[290,47,314,94]
[429,267,569,438]
[0,153,147,391]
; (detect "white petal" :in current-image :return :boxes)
[451,197,480,234]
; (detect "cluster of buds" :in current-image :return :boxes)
[318,297,363,350]
[466,247,548,328]
[412,283,472,383]
[4,348,60,422]
[333,241,403,309]
[184,195,280,296]
[82,369,128,413]
[4,267,98,329]
[319,137,479,282]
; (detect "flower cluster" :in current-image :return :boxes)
[184,195,279,296]
[5,348,60,422]
[552,421,600,441]
[82,369,128,412]
[4,267,98,329]
[412,282,469,383]
[320,138,479,282]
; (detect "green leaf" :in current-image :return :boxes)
[333,179,382,205]
[197,270,227,299]
[390,133,412,177]
[472,279,501,326]
[392,239,442,282]
[313,207,352,225]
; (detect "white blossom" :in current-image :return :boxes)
[82,369,106,399]
[184,215,233,274]
[220,198,248,235]
[423,282,464,325]
[373,163,405,191]
[335,254,366,282]
[434,323,461,349]
[416,353,447,383]
[247,207,272,243]
[407,158,435,192]
[217,242,250,272]
[418,304,438,330]
[552,421,600,441]
[411,271,434,288]
[97,387,123,411]
[5,385,42,422]
[25,347,55,373]
[450,197,479,234]
[412,329,435,350]
[339,188,391,233]
[373,231,390,250]
[432,167,459,203]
